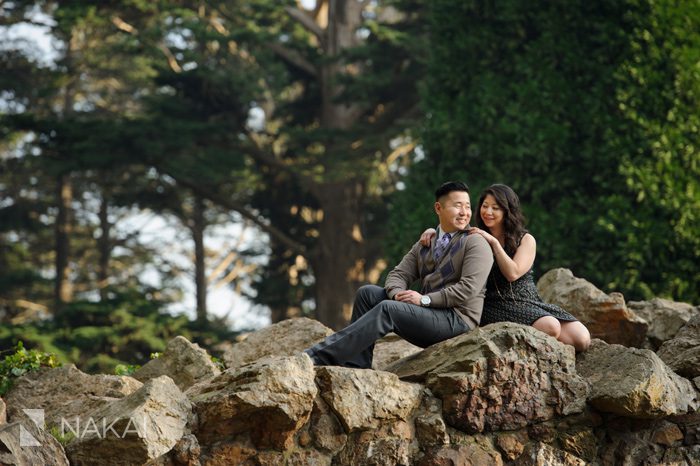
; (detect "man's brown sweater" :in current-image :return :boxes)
[384,229,493,329]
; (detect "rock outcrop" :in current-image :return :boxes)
[0,414,70,466]
[628,298,698,349]
[133,335,221,391]
[537,268,648,347]
[65,375,191,466]
[576,339,698,418]
[188,353,317,450]
[222,317,333,369]
[3,281,699,465]
[372,333,422,370]
[657,313,700,379]
[315,366,423,432]
[387,323,588,433]
[4,364,142,429]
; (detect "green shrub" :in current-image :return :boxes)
[0,341,61,395]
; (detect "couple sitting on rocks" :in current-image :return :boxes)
[305,181,591,368]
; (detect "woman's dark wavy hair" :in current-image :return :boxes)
[476,184,528,256]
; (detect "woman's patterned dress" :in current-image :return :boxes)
[480,262,578,326]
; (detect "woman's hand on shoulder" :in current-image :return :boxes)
[419,228,436,247]
[468,226,498,248]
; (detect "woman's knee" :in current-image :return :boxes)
[532,316,561,338]
[560,322,591,352]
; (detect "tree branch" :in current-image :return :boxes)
[162,170,308,255]
[268,42,317,78]
[243,132,322,197]
[111,16,137,34]
[285,6,324,43]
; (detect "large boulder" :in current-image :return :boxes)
[188,354,317,450]
[657,314,700,378]
[386,323,588,433]
[576,339,698,418]
[315,366,423,432]
[0,414,70,466]
[4,365,142,428]
[627,298,698,349]
[222,317,333,369]
[372,333,423,371]
[537,268,647,347]
[65,375,192,466]
[133,335,221,391]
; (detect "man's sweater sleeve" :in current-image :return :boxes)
[427,234,493,308]
[384,242,421,299]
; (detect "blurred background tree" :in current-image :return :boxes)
[389,0,699,303]
[1,0,698,372]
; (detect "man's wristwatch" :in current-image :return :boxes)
[420,295,431,307]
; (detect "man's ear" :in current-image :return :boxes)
[434,201,442,216]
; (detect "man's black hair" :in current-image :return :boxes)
[435,181,470,201]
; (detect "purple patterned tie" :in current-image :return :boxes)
[433,233,451,261]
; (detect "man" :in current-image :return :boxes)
[304,181,493,368]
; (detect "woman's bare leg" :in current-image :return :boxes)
[532,316,561,339]
[558,321,591,352]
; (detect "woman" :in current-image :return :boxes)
[420,184,591,351]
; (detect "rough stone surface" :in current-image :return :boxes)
[372,333,422,370]
[4,364,142,428]
[657,313,700,378]
[66,375,192,466]
[671,411,700,446]
[416,435,503,466]
[537,268,648,346]
[315,366,422,432]
[651,421,684,446]
[660,445,700,465]
[576,339,698,418]
[387,323,588,433]
[222,317,333,369]
[308,395,347,454]
[169,433,201,466]
[495,431,528,461]
[627,298,698,349]
[0,417,70,466]
[514,442,586,466]
[559,429,598,462]
[333,421,413,466]
[415,414,449,447]
[133,336,221,391]
[254,448,333,466]
[0,397,5,424]
[189,354,317,450]
[598,425,665,466]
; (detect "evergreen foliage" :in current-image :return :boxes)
[391,0,700,303]
[0,288,238,374]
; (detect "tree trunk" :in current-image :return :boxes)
[192,195,208,323]
[304,2,370,330]
[97,189,111,300]
[310,180,369,330]
[54,174,73,311]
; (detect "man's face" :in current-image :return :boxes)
[435,191,471,233]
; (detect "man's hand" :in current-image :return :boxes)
[394,290,423,305]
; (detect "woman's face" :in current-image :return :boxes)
[480,194,504,229]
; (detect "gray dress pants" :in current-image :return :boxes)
[304,284,471,369]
